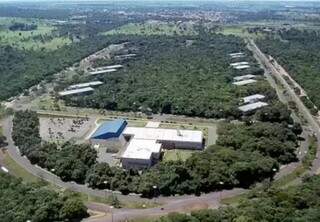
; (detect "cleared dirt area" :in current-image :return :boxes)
[39,116,96,142]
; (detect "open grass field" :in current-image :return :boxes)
[105,20,198,36]
[163,149,195,162]
[0,17,71,50]
[218,26,263,39]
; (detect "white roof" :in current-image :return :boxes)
[242,94,265,104]
[58,87,94,96]
[122,139,162,160]
[234,65,250,70]
[229,52,244,56]
[233,79,257,86]
[68,81,103,90]
[145,121,161,128]
[123,127,203,143]
[96,65,123,70]
[239,102,268,112]
[230,61,249,67]
[89,69,117,75]
[234,74,256,82]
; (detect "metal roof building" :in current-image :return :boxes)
[229,52,245,58]
[58,87,94,97]
[234,65,250,70]
[91,119,128,140]
[96,65,123,70]
[233,79,257,86]
[239,101,268,113]
[230,61,249,67]
[68,81,103,90]
[89,69,117,76]
[242,94,265,104]
[233,74,256,82]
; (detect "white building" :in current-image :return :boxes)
[58,87,94,97]
[121,139,162,170]
[123,127,203,150]
[241,94,265,104]
[233,74,256,82]
[89,69,117,76]
[229,52,245,58]
[95,65,123,70]
[233,79,257,86]
[239,101,268,113]
[230,61,249,67]
[67,81,103,90]
[234,65,250,70]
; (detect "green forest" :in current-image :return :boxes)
[66,34,267,119]
[12,107,300,197]
[257,29,320,110]
[156,175,320,222]
[0,172,88,222]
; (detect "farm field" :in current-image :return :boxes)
[0,17,71,50]
[105,20,198,36]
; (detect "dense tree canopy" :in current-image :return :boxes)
[0,172,88,222]
[157,175,320,222]
[12,110,300,197]
[257,29,320,110]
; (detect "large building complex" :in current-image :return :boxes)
[90,119,203,170]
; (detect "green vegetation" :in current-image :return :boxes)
[0,17,71,50]
[105,21,198,36]
[156,175,320,222]
[163,150,194,162]
[257,29,320,109]
[13,108,300,197]
[0,172,88,222]
[67,34,269,119]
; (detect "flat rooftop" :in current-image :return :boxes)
[89,69,117,75]
[123,127,203,143]
[230,61,249,67]
[58,87,94,96]
[68,81,103,90]
[122,139,162,160]
[234,65,250,70]
[96,65,123,70]
[145,121,161,128]
[233,79,257,86]
[239,101,268,112]
[242,94,265,104]
[233,74,256,82]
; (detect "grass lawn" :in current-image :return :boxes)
[218,26,263,39]
[0,17,71,50]
[2,150,39,183]
[105,21,197,36]
[163,149,195,162]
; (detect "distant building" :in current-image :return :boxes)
[233,74,256,82]
[241,94,265,104]
[89,69,117,76]
[68,81,103,90]
[234,65,250,70]
[58,87,94,97]
[239,101,268,113]
[233,79,257,86]
[230,61,249,67]
[229,52,245,58]
[95,65,123,70]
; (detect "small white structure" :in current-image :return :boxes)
[233,74,256,82]
[96,65,123,70]
[233,79,257,86]
[239,101,268,113]
[1,166,9,173]
[58,87,94,97]
[234,65,250,70]
[89,69,117,76]
[68,81,103,90]
[230,61,249,67]
[121,139,162,170]
[229,52,245,58]
[242,94,265,104]
[145,121,161,128]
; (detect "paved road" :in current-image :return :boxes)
[248,39,320,175]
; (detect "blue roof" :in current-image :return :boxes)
[91,119,127,139]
